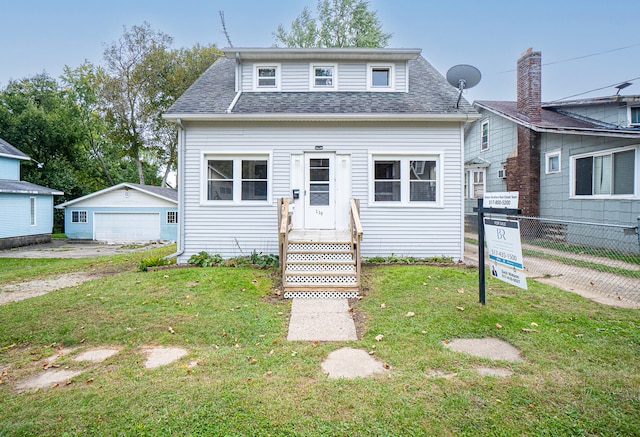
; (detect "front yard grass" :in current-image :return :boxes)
[0,251,638,436]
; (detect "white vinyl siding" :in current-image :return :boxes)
[241,61,407,92]
[180,121,463,262]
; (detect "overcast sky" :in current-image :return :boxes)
[1,0,639,103]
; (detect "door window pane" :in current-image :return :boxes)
[310,184,330,205]
[309,159,330,205]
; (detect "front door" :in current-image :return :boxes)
[305,153,335,229]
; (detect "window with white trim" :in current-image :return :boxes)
[372,155,439,204]
[630,107,640,126]
[572,148,636,196]
[465,169,485,199]
[71,210,88,223]
[255,64,280,90]
[311,65,336,89]
[30,197,36,226]
[545,150,561,174]
[205,156,269,203]
[167,211,178,224]
[367,64,394,91]
[481,120,489,151]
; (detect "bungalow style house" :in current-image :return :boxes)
[0,137,63,249]
[464,49,640,251]
[56,182,178,244]
[164,47,478,297]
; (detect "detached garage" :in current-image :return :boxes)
[57,183,178,244]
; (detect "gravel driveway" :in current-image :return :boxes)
[0,239,173,259]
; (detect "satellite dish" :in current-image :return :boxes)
[446,64,481,108]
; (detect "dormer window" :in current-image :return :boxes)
[372,68,389,86]
[367,64,394,91]
[255,64,281,90]
[311,65,336,89]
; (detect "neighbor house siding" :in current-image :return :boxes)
[539,133,640,225]
[0,193,53,238]
[0,156,20,180]
[179,121,464,263]
[557,103,629,127]
[464,109,517,213]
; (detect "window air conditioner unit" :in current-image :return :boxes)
[497,169,507,179]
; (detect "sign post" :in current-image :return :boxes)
[473,193,523,305]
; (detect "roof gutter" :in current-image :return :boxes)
[163,112,480,123]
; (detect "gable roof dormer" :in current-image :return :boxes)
[165,47,477,122]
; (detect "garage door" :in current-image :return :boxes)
[94,212,161,243]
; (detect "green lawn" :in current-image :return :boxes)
[1,249,638,436]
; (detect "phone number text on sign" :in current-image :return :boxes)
[483,218,524,270]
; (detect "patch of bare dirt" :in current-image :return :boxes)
[0,272,99,305]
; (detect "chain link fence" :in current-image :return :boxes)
[465,214,640,304]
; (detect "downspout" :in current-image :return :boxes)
[164,117,186,261]
[227,52,242,113]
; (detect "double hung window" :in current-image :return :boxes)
[72,210,88,223]
[372,155,439,205]
[311,65,335,88]
[255,65,280,90]
[206,156,269,203]
[481,120,489,151]
[572,148,636,196]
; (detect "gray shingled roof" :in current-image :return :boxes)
[166,56,474,116]
[0,179,63,195]
[0,137,29,159]
[56,182,177,208]
[476,101,640,136]
[129,183,178,202]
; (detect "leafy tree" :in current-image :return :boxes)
[100,22,173,185]
[141,43,221,187]
[274,0,391,48]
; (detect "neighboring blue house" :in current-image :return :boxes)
[56,182,178,243]
[0,137,63,249]
[464,48,640,252]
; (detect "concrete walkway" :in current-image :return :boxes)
[287,298,357,341]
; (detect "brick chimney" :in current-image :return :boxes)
[516,48,542,122]
[505,48,541,217]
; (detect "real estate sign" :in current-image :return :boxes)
[483,191,519,209]
[484,217,528,290]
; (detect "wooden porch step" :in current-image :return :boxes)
[283,284,360,292]
[286,259,355,265]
